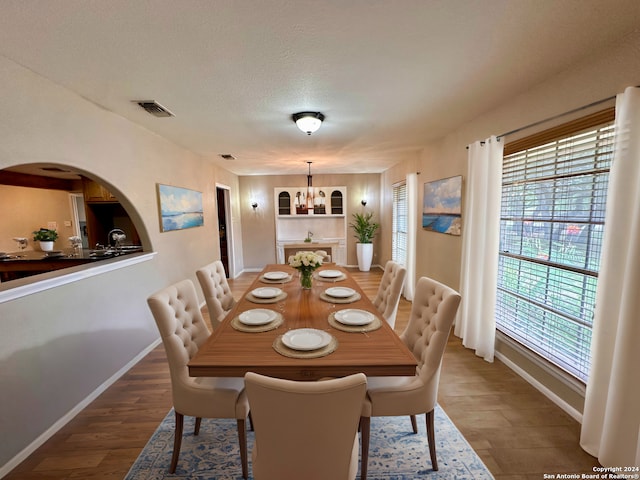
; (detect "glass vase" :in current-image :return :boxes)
[300,269,313,290]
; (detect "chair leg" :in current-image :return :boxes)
[170,411,184,473]
[237,418,248,480]
[425,409,438,471]
[360,416,370,480]
[194,417,202,435]
[410,414,418,434]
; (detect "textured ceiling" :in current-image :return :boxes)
[1,0,638,176]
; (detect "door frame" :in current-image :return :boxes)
[215,183,235,278]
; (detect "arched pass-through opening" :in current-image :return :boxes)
[0,162,153,289]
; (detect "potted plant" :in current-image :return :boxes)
[350,212,380,272]
[32,228,59,252]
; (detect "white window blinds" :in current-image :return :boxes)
[496,111,615,382]
[392,182,408,266]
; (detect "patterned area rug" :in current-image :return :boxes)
[125,405,494,480]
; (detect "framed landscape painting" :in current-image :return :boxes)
[422,175,462,235]
[157,184,204,232]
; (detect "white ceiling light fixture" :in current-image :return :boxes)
[292,112,325,135]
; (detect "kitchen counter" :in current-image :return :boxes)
[0,247,143,282]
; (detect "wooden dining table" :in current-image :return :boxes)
[188,264,417,381]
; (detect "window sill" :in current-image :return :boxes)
[495,330,586,396]
[0,252,157,304]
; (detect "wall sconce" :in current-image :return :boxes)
[361,199,367,206]
[251,202,258,210]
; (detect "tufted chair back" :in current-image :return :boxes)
[196,261,236,329]
[147,279,212,409]
[360,276,460,478]
[372,261,407,328]
[147,279,250,477]
[399,276,461,409]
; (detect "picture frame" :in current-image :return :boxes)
[422,175,462,235]
[157,184,204,232]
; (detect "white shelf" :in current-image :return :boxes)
[275,186,347,265]
[277,214,345,219]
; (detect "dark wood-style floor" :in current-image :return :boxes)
[4,268,599,480]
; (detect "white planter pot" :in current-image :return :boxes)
[356,243,373,272]
[39,241,55,252]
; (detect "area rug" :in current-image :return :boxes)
[125,405,494,479]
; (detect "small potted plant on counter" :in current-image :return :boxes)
[32,228,59,252]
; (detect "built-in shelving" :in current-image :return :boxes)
[274,187,347,264]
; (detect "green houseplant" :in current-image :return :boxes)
[33,228,59,251]
[350,212,380,243]
[350,212,380,271]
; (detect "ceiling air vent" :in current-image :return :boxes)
[219,154,236,160]
[134,100,174,117]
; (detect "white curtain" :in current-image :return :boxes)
[454,136,503,362]
[580,86,640,467]
[404,172,418,300]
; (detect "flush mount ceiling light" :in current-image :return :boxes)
[292,111,325,135]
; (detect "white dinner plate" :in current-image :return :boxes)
[251,287,283,299]
[263,271,289,280]
[318,269,342,278]
[334,309,374,326]
[325,287,356,298]
[282,328,332,351]
[239,309,278,326]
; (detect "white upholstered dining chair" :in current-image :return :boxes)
[372,260,407,328]
[244,372,367,480]
[147,279,249,478]
[196,260,237,329]
[360,276,461,479]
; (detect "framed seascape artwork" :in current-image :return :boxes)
[422,175,462,236]
[157,184,204,232]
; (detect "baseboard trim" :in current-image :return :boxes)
[494,350,583,423]
[0,338,162,479]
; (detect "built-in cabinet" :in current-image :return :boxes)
[82,178,140,248]
[82,178,118,202]
[274,186,347,264]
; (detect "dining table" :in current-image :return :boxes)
[188,264,418,381]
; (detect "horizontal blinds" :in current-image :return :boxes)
[392,182,408,266]
[503,107,615,156]
[497,114,615,382]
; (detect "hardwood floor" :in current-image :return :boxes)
[3,268,599,479]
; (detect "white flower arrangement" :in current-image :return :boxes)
[288,251,323,272]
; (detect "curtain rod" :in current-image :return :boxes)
[465,86,639,149]
[496,94,617,141]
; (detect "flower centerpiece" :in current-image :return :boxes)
[288,250,323,289]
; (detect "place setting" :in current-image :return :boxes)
[328,308,382,333]
[273,327,338,359]
[230,308,284,332]
[259,270,293,284]
[314,268,346,282]
[246,286,288,303]
[320,286,361,304]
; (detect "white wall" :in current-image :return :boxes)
[239,173,382,269]
[381,30,640,413]
[0,55,237,469]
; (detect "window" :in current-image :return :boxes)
[392,182,408,266]
[496,108,615,382]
